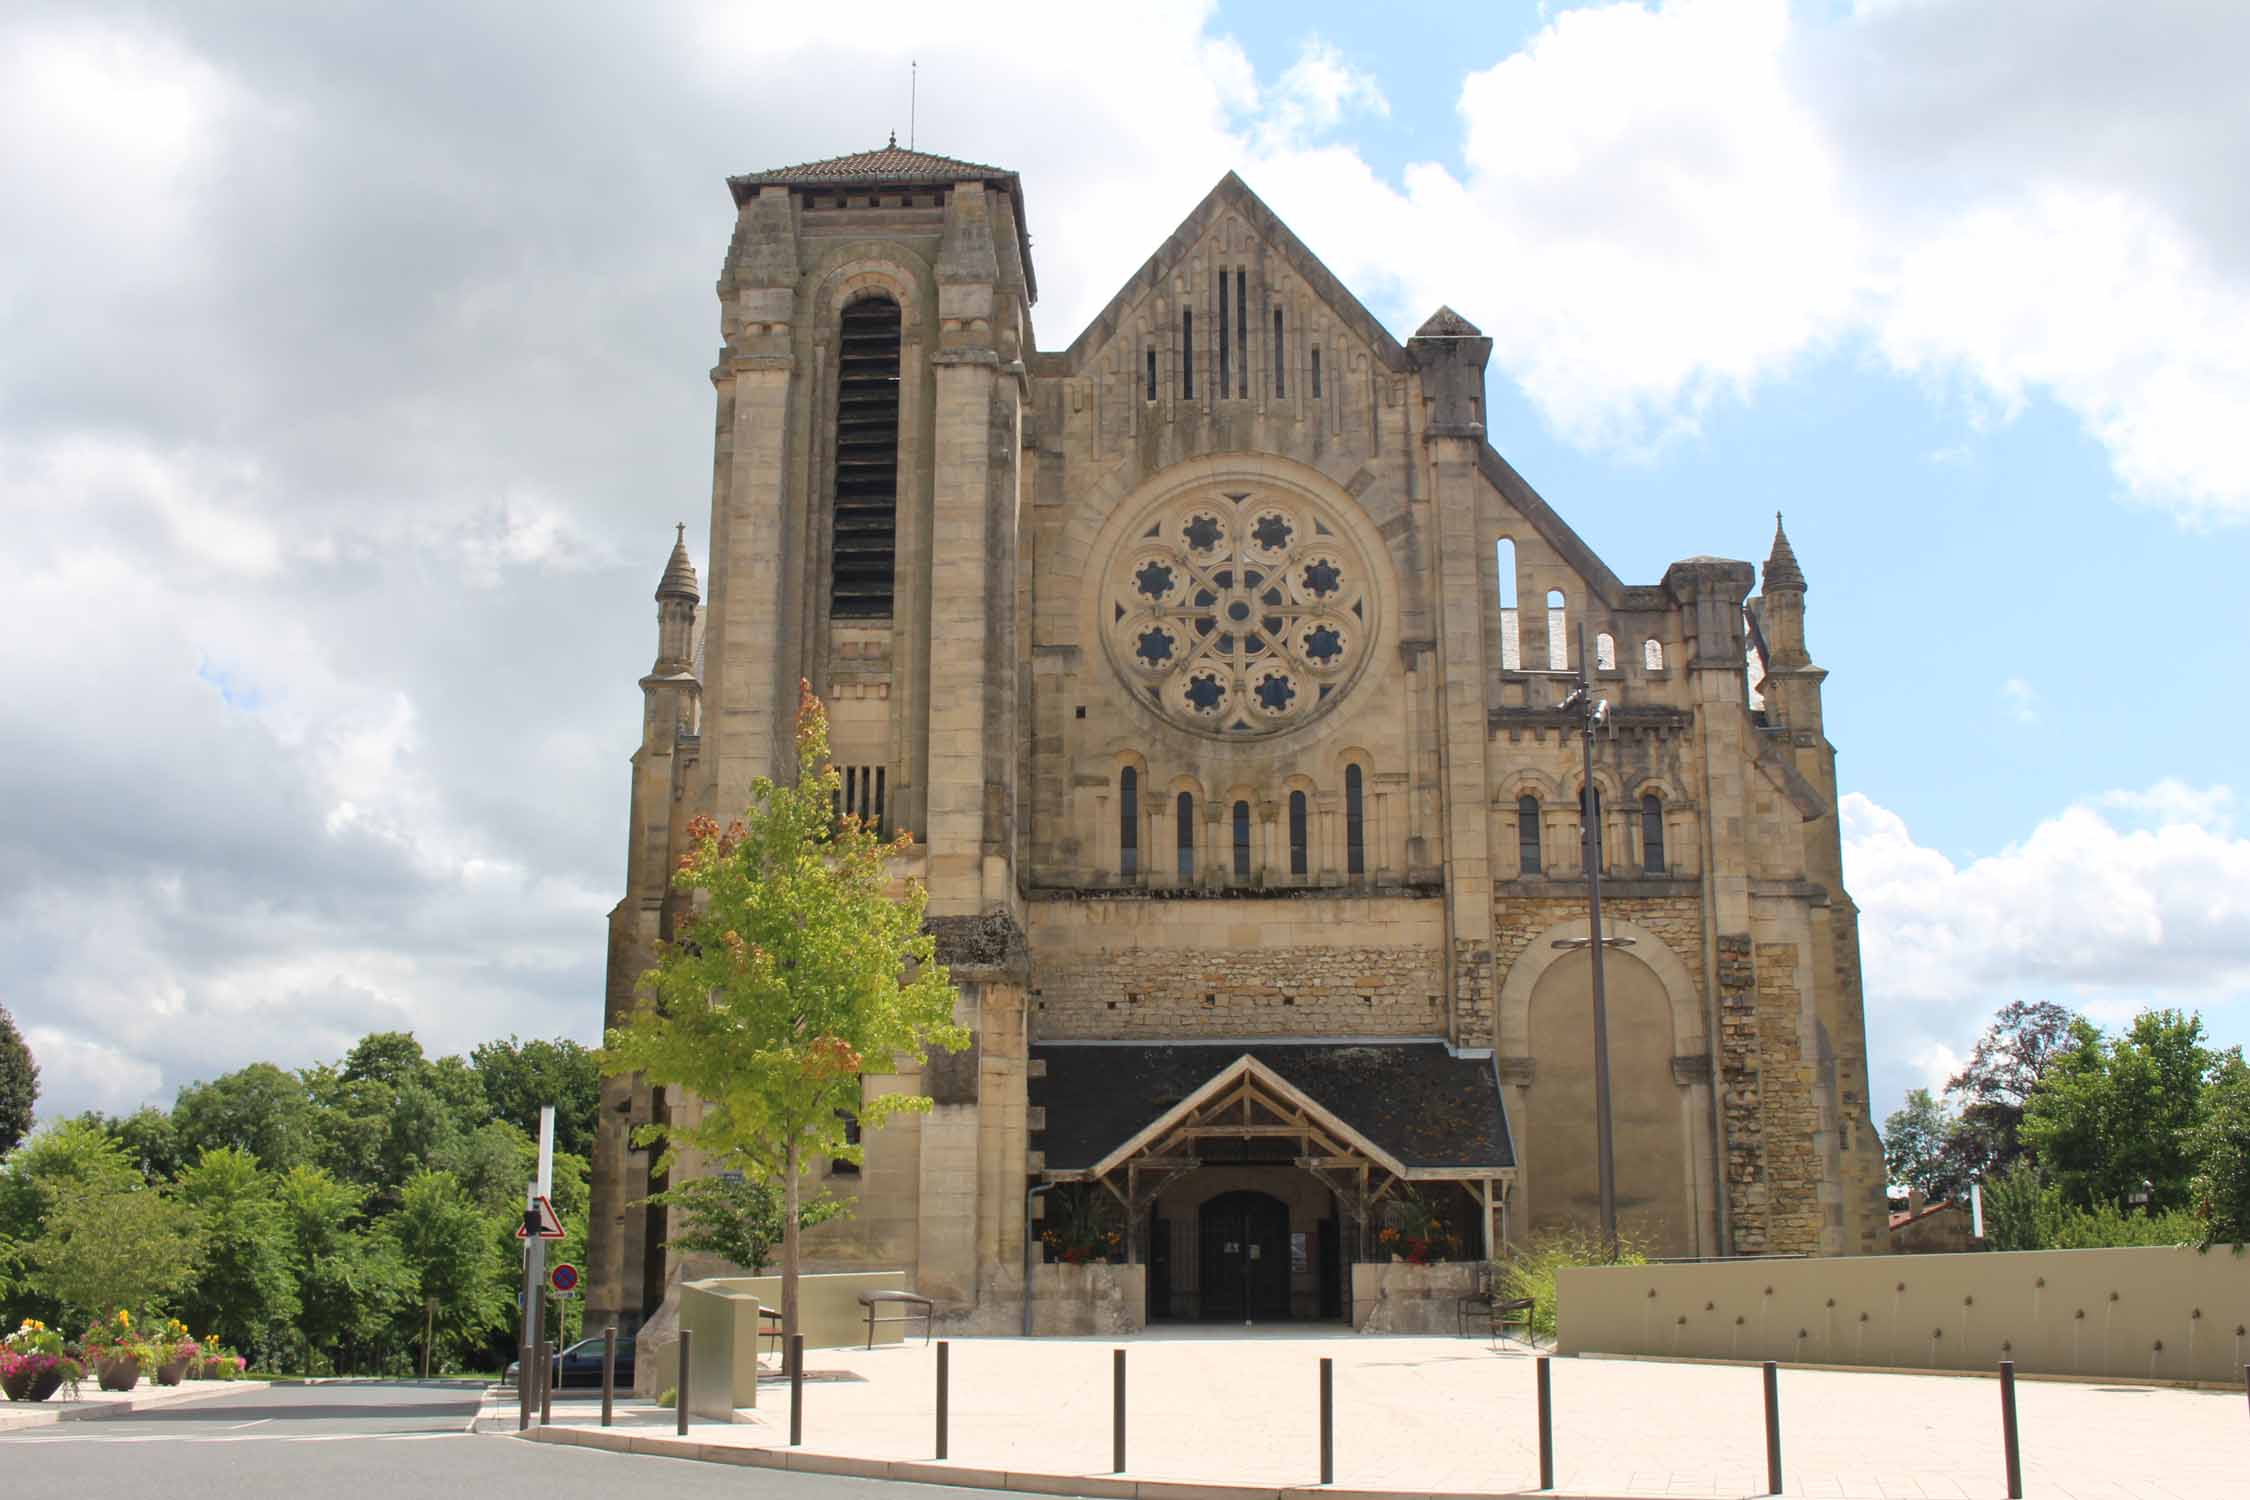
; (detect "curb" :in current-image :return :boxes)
[0,1380,274,1431]
[511,1423,1640,1500]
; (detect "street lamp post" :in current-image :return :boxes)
[1526,623,1625,1260]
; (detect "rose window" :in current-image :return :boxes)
[1104,488,1375,738]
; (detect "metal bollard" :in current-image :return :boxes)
[539,1342,553,1426]
[1761,1361,1781,1496]
[936,1340,949,1460]
[600,1325,615,1428]
[676,1328,691,1436]
[1536,1356,1554,1492]
[1999,1360,2022,1499]
[1319,1356,1334,1486]
[1112,1347,1127,1474]
[790,1333,805,1447]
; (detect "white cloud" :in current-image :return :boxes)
[1999,677,2038,725]
[1843,785,2250,1117]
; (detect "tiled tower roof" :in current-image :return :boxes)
[1764,511,1806,593]
[728,137,1012,196]
[657,523,699,602]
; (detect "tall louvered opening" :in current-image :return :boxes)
[832,295,901,618]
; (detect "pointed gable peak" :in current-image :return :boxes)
[657,523,700,602]
[1414,305,1483,339]
[1764,512,1806,594]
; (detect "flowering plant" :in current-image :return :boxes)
[81,1310,156,1366]
[5,1319,66,1359]
[1,1323,84,1399]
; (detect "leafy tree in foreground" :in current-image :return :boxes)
[2021,1009,2213,1212]
[177,1146,301,1352]
[384,1169,503,1368]
[0,1003,36,1156]
[471,1036,601,1159]
[25,1177,204,1321]
[602,685,966,1345]
[652,1173,848,1275]
[2188,1050,2250,1247]
[276,1164,411,1374]
[1881,1088,1960,1200]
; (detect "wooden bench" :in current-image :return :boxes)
[857,1289,935,1349]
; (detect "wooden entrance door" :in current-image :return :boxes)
[1198,1190,1290,1321]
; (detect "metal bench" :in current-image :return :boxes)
[1458,1290,1537,1349]
[857,1289,935,1349]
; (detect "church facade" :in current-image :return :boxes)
[586,144,1888,1336]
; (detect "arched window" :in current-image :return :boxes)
[1181,309,1195,399]
[1517,794,1542,875]
[1547,589,1568,671]
[1495,539,1520,671]
[832,294,901,619]
[1578,783,1603,871]
[1273,308,1286,397]
[1596,632,1616,671]
[1232,800,1251,878]
[1345,765,1366,876]
[1289,790,1309,876]
[1643,638,1664,672]
[1641,793,1666,874]
[1119,767,1139,877]
[1311,346,1322,398]
[1177,792,1195,880]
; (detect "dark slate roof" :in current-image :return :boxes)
[1029,1041,1512,1174]
[728,142,1013,194]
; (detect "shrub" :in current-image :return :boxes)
[1497,1226,1647,1343]
[656,1385,677,1409]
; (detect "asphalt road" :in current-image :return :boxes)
[1,1381,1055,1499]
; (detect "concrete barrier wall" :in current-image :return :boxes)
[1556,1245,2250,1384]
[678,1282,761,1416]
[1029,1264,1145,1335]
[1352,1262,1480,1334]
[700,1270,912,1350]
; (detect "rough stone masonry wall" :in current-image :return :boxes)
[1034,944,1447,1039]
[1716,935,1824,1256]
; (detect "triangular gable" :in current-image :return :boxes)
[1052,171,1409,377]
[1089,1052,1411,1180]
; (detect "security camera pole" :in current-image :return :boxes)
[1529,623,1622,1260]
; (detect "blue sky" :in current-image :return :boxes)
[2,0,2245,1136]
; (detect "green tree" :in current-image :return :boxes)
[25,1177,204,1321]
[75,1106,185,1183]
[2187,1049,2250,1247]
[177,1146,300,1352]
[1941,1000,2075,1182]
[173,1063,318,1175]
[0,1118,137,1261]
[383,1169,503,1367]
[601,686,966,1344]
[1882,1088,1960,1199]
[430,1118,535,1214]
[471,1037,601,1158]
[650,1174,848,1275]
[275,1165,411,1374]
[2021,1009,2214,1212]
[0,1003,36,1156]
[341,1031,431,1091]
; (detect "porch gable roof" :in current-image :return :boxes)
[1028,1041,1513,1178]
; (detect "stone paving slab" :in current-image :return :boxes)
[509,1334,2247,1499]
[0,1379,273,1431]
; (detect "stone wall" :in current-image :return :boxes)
[1029,1263,1147,1335]
[1352,1261,1482,1334]
[1754,942,1823,1255]
[1491,892,1705,999]
[1026,895,1449,1041]
[1716,933,1766,1252]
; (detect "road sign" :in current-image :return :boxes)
[549,1262,579,1295]
[515,1193,565,1240]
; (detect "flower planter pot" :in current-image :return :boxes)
[3,1364,65,1403]
[97,1355,142,1392]
[156,1357,190,1386]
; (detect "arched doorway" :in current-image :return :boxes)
[1198,1190,1290,1321]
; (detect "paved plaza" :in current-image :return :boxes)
[517,1331,2245,1499]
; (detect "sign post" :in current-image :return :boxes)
[516,1105,556,1431]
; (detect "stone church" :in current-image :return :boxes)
[586,143,1888,1336]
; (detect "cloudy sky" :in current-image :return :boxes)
[5,0,2246,1132]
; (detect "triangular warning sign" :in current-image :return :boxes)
[515,1193,565,1240]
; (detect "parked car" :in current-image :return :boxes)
[503,1334,636,1389]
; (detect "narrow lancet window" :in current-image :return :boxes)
[1177,792,1196,880]
[1146,347,1157,402]
[1345,765,1366,876]
[1232,800,1251,877]
[1579,784,1603,871]
[1311,346,1322,398]
[1517,795,1543,875]
[1289,791,1308,876]
[1642,794,1666,874]
[1236,270,1248,397]
[1273,309,1285,397]
[1597,632,1616,671]
[1120,767,1139,877]
[1643,638,1665,672]
[1182,310,1195,399]
[1217,273,1230,397]
[831,294,900,618]
[1547,589,1568,672]
[1495,539,1520,670]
